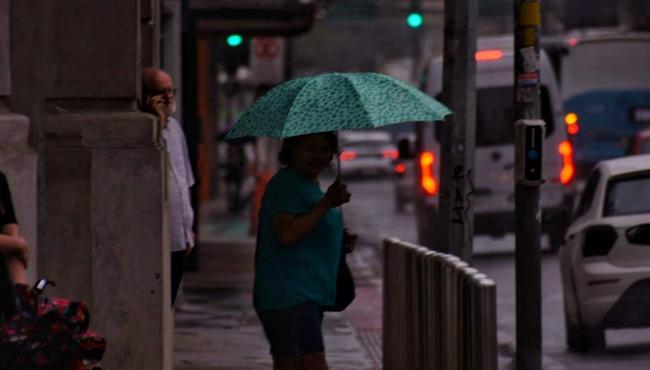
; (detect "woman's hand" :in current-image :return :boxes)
[343,228,357,254]
[324,180,351,208]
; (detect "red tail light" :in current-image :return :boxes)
[475,49,504,61]
[340,150,357,161]
[383,149,399,160]
[419,151,438,196]
[565,112,580,135]
[395,163,406,174]
[559,141,575,185]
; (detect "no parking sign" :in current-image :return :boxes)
[250,37,285,85]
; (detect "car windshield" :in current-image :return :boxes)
[342,140,390,148]
[561,39,650,100]
[604,172,650,216]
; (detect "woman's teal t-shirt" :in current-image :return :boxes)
[253,167,344,310]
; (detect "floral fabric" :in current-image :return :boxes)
[0,284,106,370]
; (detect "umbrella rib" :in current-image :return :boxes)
[281,78,320,138]
[339,74,375,128]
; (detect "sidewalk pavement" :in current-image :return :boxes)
[173,199,383,370]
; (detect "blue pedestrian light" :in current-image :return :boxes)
[407,12,424,29]
[227,34,243,47]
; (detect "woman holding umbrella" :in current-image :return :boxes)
[226,72,451,369]
[254,132,357,370]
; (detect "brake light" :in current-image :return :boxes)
[564,112,580,135]
[568,37,578,47]
[558,141,575,185]
[383,149,399,160]
[419,151,438,196]
[340,151,357,161]
[475,49,503,62]
[395,163,406,174]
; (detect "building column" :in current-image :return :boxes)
[10,1,171,369]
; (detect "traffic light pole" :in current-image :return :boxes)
[438,0,477,261]
[514,1,543,370]
[411,0,436,249]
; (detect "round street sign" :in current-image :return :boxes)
[253,38,281,61]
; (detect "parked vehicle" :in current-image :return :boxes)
[559,154,650,352]
[338,130,397,177]
[559,30,650,177]
[393,133,416,212]
[421,34,575,250]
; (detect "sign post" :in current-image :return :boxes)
[514,1,543,369]
[249,37,285,86]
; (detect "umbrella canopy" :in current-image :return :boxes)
[225,72,452,140]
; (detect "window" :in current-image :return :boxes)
[475,86,554,146]
[435,86,554,145]
[604,172,650,217]
[573,169,601,220]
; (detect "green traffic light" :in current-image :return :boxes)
[407,12,424,28]
[227,34,243,47]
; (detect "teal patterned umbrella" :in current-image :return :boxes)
[225,72,452,140]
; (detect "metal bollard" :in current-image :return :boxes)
[441,255,460,370]
[460,267,479,370]
[473,277,497,370]
[382,239,497,370]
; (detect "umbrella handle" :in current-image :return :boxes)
[334,132,345,224]
[336,150,341,182]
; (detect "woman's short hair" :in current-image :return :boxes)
[278,132,339,165]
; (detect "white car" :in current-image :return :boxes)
[338,130,397,177]
[559,154,650,352]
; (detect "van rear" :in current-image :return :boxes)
[425,35,574,250]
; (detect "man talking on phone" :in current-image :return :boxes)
[142,68,195,306]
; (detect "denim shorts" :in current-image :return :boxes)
[256,301,325,357]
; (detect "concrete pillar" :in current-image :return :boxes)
[10,1,171,369]
[142,0,162,68]
[0,0,38,283]
[162,0,183,119]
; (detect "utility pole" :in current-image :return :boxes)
[438,0,477,262]
[514,1,543,369]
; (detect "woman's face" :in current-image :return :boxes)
[290,134,334,180]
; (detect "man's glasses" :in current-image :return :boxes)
[148,88,177,97]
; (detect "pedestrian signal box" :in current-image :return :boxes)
[515,119,545,186]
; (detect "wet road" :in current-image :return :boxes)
[338,176,650,370]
